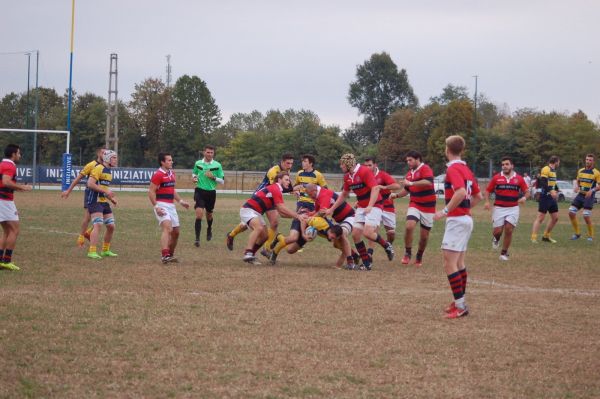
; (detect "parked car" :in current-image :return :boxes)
[556,180,577,202]
[433,174,445,195]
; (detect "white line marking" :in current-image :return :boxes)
[473,279,600,297]
[28,226,78,236]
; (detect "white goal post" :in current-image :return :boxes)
[0,128,71,189]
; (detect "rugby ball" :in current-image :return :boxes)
[305,226,318,240]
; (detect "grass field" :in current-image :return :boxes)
[1,190,600,398]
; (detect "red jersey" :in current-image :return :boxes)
[243,183,284,214]
[486,172,528,207]
[444,160,480,217]
[405,163,436,213]
[151,168,176,203]
[0,159,17,201]
[343,164,383,209]
[374,168,397,212]
[314,186,355,223]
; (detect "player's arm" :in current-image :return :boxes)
[324,190,349,216]
[148,182,166,216]
[173,191,190,209]
[470,189,483,208]
[2,174,31,192]
[87,173,114,201]
[390,188,409,199]
[365,185,381,212]
[61,172,85,198]
[483,180,495,210]
[275,203,300,219]
[192,162,199,182]
[214,165,225,185]
[404,176,433,187]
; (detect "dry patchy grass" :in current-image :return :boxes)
[1,191,599,398]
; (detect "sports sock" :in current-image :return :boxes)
[587,223,594,238]
[447,271,464,301]
[0,249,5,260]
[501,249,507,255]
[459,268,468,295]
[2,249,12,263]
[251,243,262,255]
[102,243,110,252]
[77,235,85,245]
[531,233,537,241]
[195,219,202,240]
[405,247,412,257]
[264,228,276,250]
[416,249,424,261]
[83,227,92,240]
[273,237,287,255]
[571,218,580,235]
[162,249,170,257]
[207,218,213,230]
[493,232,502,241]
[230,223,245,238]
[88,245,97,254]
[367,248,374,256]
[355,241,370,262]
[346,256,354,266]
[375,234,387,248]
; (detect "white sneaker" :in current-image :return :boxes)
[499,254,509,261]
[243,252,261,265]
[492,237,500,250]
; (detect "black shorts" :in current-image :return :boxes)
[194,188,217,212]
[296,202,315,212]
[538,194,558,214]
[289,219,307,248]
[88,202,112,215]
[571,193,595,210]
[83,188,90,209]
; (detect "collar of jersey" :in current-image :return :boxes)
[349,163,361,180]
[446,159,466,167]
[1,159,15,165]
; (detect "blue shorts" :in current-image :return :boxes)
[571,193,595,210]
[83,188,90,209]
[538,194,558,214]
[88,202,112,215]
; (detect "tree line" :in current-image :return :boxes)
[1,52,599,178]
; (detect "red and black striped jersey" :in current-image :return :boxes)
[150,168,176,203]
[405,163,436,213]
[342,164,383,209]
[374,168,397,212]
[486,172,528,207]
[314,186,355,223]
[0,159,17,201]
[243,183,284,214]
[445,160,480,217]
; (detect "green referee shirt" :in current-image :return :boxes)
[193,158,224,191]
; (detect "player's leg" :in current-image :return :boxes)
[205,190,216,242]
[159,219,174,261]
[568,197,582,239]
[194,188,205,246]
[87,206,104,259]
[403,219,417,264]
[500,222,514,259]
[543,205,559,242]
[169,227,180,259]
[415,223,431,267]
[441,217,472,318]
[492,207,505,249]
[362,208,394,261]
[531,212,546,243]
[366,225,381,258]
[101,210,117,257]
[582,196,594,240]
[0,221,19,269]
[263,209,279,251]
[243,217,267,263]
[77,208,92,247]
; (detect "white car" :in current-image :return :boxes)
[433,174,445,195]
[556,180,577,202]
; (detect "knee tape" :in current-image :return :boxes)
[583,210,592,217]
[92,217,104,225]
[568,206,578,214]
[104,217,115,225]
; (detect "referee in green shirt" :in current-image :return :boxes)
[192,145,224,246]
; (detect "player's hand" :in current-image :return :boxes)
[192,175,198,183]
[20,185,32,192]
[205,171,214,179]
[180,200,190,209]
[518,197,526,204]
[484,201,490,210]
[364,206,373,215]
[105,190,115,199]
[61,191,70,199]
[433,210,446,221]
[155,206,166,216]
[110,198,118,206]
[585,190,593,198]
[322,207,333,217]
[550,191,558,200]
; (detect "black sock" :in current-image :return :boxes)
[195,219,202,240]
[405,247,412,257]
[416,250,424,260]
[367,248,374,256]
[207,218,213,231]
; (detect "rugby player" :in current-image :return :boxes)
[149,152,190,264]
[531,156,560,243]
[568,154,600,241]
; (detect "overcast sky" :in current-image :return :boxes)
[1,0,599,128]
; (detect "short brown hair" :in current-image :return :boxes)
[548,155,560,164]
[586,154,595,159]
[204,144,215,151]
[281,153,294,161]
[445,135,465,156]
[275,171,289,181]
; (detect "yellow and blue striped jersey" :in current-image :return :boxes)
[80,159,100,177]
[256,164,293,193]
[307,216,334,238]
[295,169,327,206]
[86,164,112,204]
[576,167,600,192]
[540,165,557,193]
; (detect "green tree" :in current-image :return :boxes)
[348,52,418,143]
[429,84,469,105]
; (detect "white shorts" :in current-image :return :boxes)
[339,216,355,235]
[406,207,434,229]
[0,201,19,222]
[354,207,383,227]
[441,216,473,252]
[492,206,519,228]
[240,207,265,229]
[381,210,397,229]
[154,202,180,228]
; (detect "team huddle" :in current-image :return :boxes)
[2,136,599,319]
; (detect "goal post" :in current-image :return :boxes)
[0,128,71,190]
